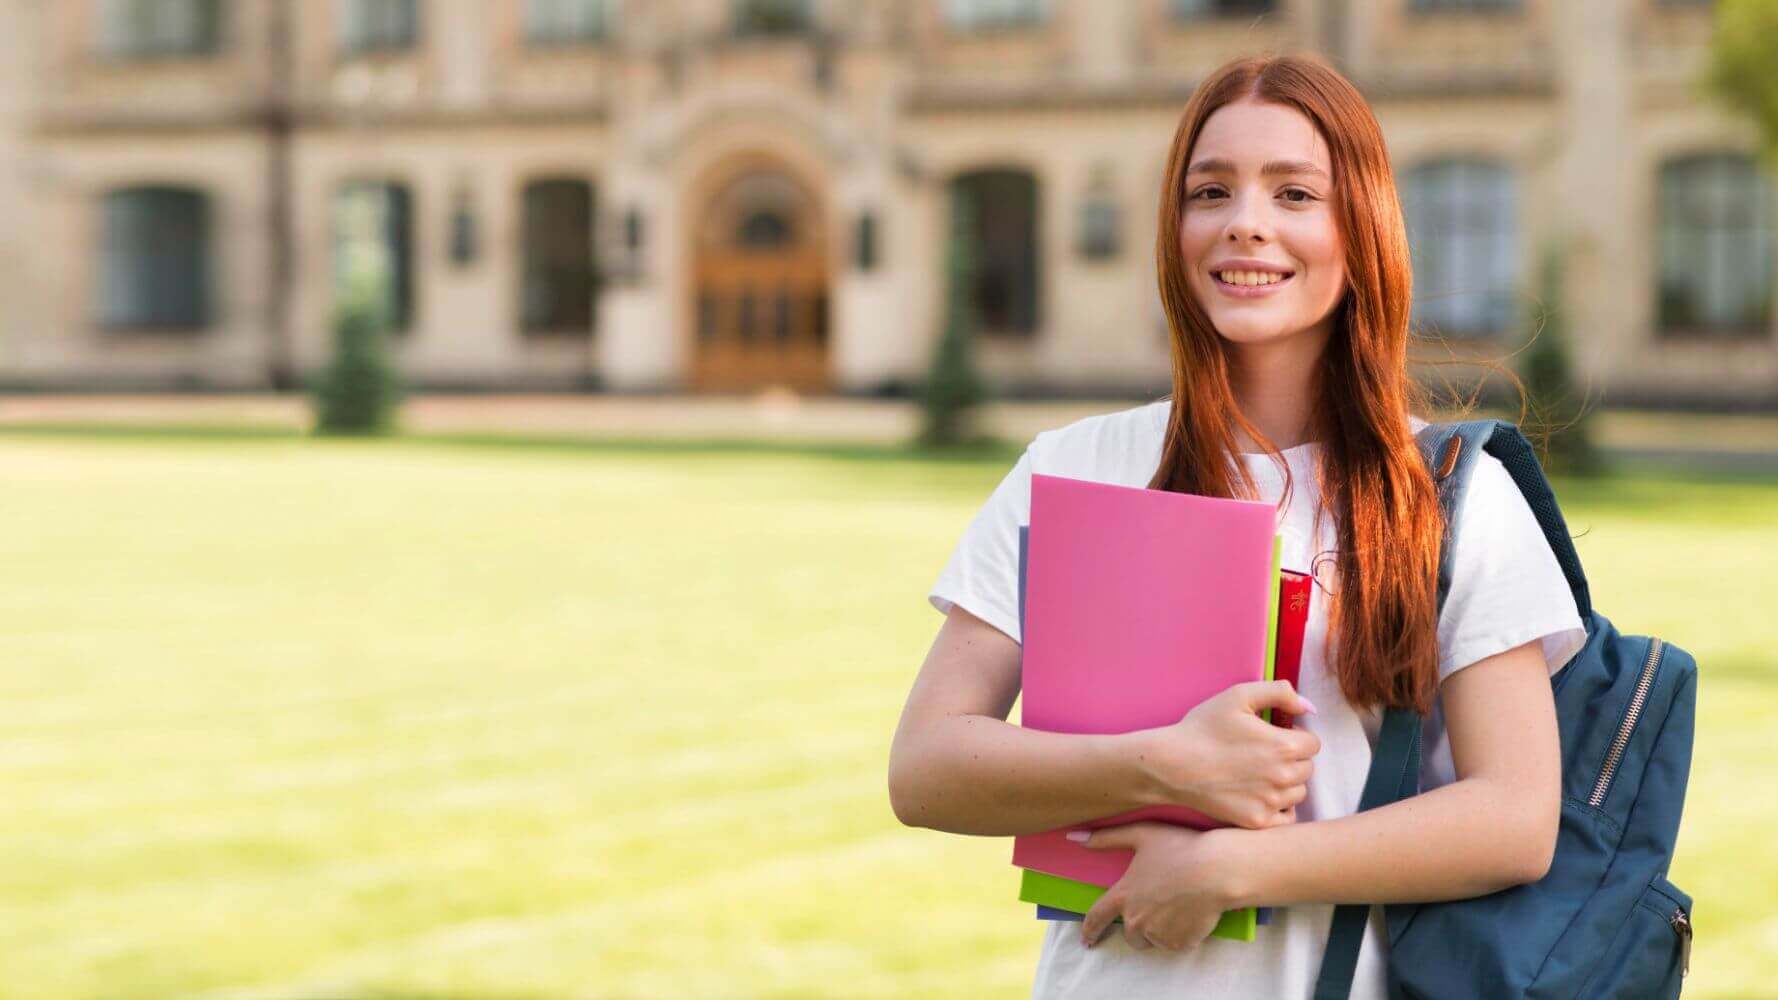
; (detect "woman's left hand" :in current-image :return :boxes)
[1073,822,1244,952]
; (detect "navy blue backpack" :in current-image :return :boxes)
[1313,420,1698,999]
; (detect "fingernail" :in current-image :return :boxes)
[1065,830,1091,843]
[1299,696,1318,716]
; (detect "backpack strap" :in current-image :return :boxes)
[1313,418,1568,998]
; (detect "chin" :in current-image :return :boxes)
[1209,315,1297,344]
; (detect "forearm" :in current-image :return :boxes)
[1219,776,1557,908]
[889,715,1163,836]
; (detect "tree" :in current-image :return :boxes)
[1706,0,1778,163]
[917,195,990,447]
[309,289,404,436]
[1520,245,1604,476]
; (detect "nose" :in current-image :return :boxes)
[1224,189,1272,245]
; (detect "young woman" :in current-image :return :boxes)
[887,54,1588,999]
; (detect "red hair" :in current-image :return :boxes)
[1147,53,1444,714]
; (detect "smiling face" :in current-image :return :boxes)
[1178,98,1348,352]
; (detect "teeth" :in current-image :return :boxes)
[1217,270,1288,286]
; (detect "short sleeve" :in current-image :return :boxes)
[1437,453,1588,685]
[927,444,1033,645]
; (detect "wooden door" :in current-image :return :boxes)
[690,165,829,393]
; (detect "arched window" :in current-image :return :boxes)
[1657,153,1775,336]
[98,186,211,330]
[333,180,415,332]
[738,209,794,249]
[1401,158,1519,336]
[951,168,1042,337]
[521,178,597,333]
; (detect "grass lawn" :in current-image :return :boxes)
[2,429,1773,999]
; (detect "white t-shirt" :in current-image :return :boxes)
[926,398,1588,1000]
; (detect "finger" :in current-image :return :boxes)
[1081,894,1121,947]
[1266,804,1298,827]
[1280,782,1309,808]
[1124,924,1152,949]
[1240,679,1319,719]
[1284,727,1323,759]
[1073,824,1143,852]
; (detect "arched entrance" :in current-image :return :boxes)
[688,156,830,392]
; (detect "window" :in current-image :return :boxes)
[1657,154,1775,336]
[1167,0,1275,19]
[950,169,1041,336]
[1408,0,1520,10]
[98,187,211,330]
[943,0,1049,31]
[737,209,793,249]
[526,0,614,46]
[339,0,419,54]
[96,0,221,58]
[1400,159,1519,337]
[333,181,414,331]
[521,179,597,333]
[732,0,812,37]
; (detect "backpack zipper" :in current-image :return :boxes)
[1587,637,1666,808]
[1669,907,1691,978]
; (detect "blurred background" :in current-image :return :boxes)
[1,1,1774,998]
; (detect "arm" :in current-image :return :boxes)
[888,605,1321,837]
[887,605,1160,836]
[1220,637,1561,906]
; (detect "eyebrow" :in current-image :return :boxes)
[1186,157,1330,181]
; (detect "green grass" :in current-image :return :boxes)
[1,430,1772,999]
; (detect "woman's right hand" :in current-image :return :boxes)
[1135,680,1322,829]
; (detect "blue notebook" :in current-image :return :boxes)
[1018,525,1273,928]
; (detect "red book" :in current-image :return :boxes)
[1271,568,1313,729]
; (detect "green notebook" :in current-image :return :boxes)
[1019,534,1285,943]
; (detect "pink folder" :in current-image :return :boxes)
[1013,472,1280,887]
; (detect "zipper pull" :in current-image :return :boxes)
[1670,908,1691,978]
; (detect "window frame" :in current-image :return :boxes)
[731,0,814,38]
[941,0,1052,34]
[523,0,616,48]
[338,0,421,56]
[332,179,416,334]
[96,185,213,333]
[950,168,1043,339]
[94,0,223,61]
[1654,152,1776,340]
[1400,157,1521,339]
[519,177,599,336]
[1164,0,1277,22]
[1405,0,1523,12]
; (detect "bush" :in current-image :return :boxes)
[310,295,403,436]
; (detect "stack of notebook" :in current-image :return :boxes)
[1013,473,1313,942]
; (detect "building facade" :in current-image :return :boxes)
[1,0,1771,406]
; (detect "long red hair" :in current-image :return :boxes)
[1147,53,1444,714]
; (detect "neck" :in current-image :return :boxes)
[1225,320,1332,452]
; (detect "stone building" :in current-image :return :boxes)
[0,0,1771,407]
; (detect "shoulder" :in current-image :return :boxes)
[1028,397,1170,486]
